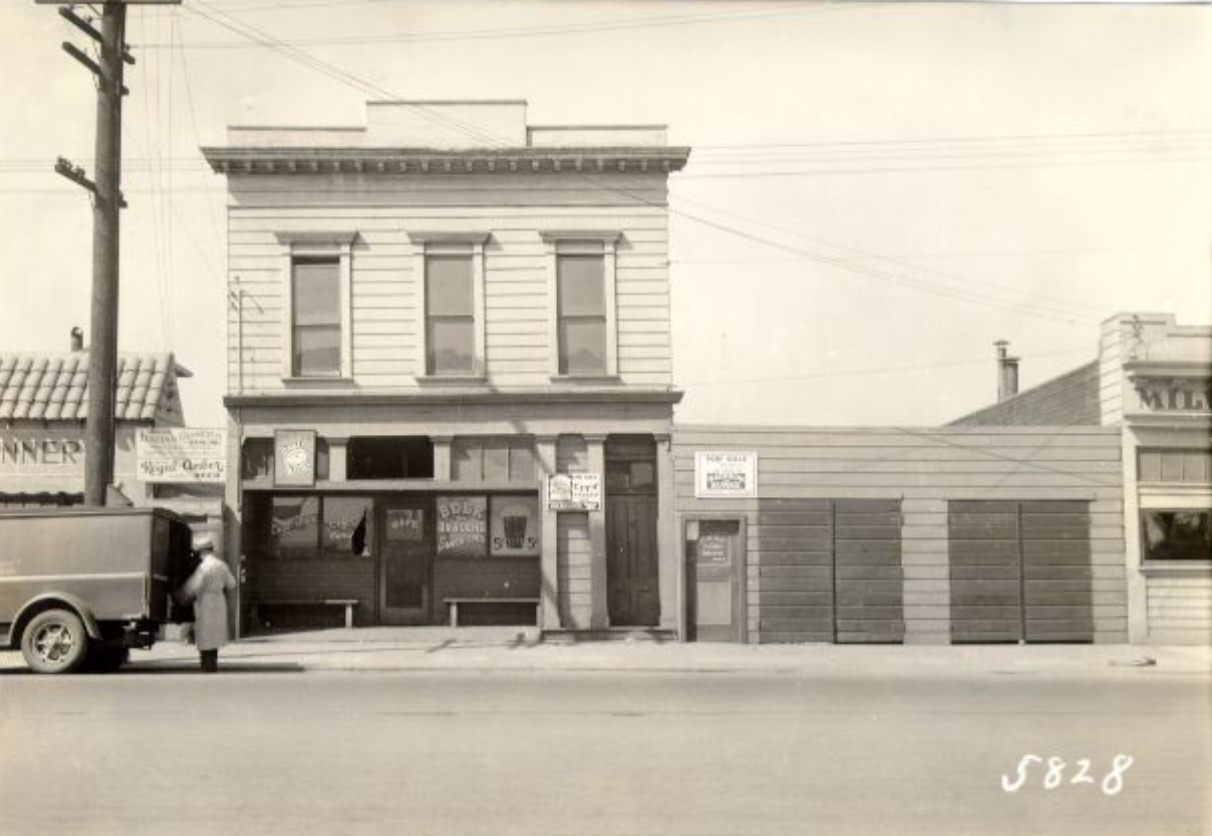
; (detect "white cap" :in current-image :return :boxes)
[192,534,216,553]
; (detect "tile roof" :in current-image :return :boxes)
[0,352,182,422]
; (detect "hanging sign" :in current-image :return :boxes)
[546,473,602,511]
[694,451,758,498]
[274,430,316,487]
[136,428,226,483]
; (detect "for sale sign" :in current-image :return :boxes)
[694,451,758,498]
[136,428,226,483]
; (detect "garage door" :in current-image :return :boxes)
[948,500,1093,643]
[757,499,904,644]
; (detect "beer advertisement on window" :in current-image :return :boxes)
[436,495,487,558]
[490,496,540,557]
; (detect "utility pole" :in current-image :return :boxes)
[41,0,180,505]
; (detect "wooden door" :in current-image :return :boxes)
[834,500,904,644]
[606,494,660,626]
[1020,501,1094,642]
[686,518,745,642]
[379,495,433,625]
[949,500,1093,643]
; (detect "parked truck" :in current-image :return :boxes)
[0,506,198,674]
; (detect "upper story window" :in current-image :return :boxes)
[275,231,357,381]
[557,254,607,375]
[408,232,488,379]
[292,257,341,376]
[541,232,619,379]
[426,255,475,375]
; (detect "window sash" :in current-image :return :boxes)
[426,315,476,375]
[1141,510,1212,561]
[292,324,342,377]
[558,316,607,375]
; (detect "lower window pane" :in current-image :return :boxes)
[427,318,475,374]
[559,318,606,375]
[270,496,320,559]
[293,326,341,376]
[323,496,373,558]
[1142,511,1212,560]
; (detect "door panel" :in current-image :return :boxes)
[687,518,744,642]
[948,500,1093,643]
[379,495,433,625]
[606,494,660,627]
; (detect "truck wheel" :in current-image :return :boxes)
[21,609,89,674]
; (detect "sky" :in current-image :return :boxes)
[1,0,1209,429]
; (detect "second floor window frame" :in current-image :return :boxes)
[275,231,357,381]
[540,230,620,380]
[408,231,489,380]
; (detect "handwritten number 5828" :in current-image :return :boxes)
[1001,755,1134,795]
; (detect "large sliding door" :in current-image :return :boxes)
[949,500,1093,643]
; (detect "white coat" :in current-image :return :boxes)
[178,553,237,651]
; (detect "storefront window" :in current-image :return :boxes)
[1141,511,1212,561]
[270,496,320,559]
[436,495,487,558]
[322,496,373,558]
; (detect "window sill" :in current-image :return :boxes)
[549,374,621,384]
[281,376,355,387]
[415,374,487,385]
[1140,560,1212,577]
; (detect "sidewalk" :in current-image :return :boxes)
[11,627,1202,677]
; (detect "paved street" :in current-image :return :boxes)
[0,659,1208,836]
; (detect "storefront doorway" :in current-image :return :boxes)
[606,437,660,627]
[379,495,433,625]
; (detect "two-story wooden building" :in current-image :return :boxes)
[203,100,689,635]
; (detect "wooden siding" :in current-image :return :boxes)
[225,180,673,392]
[557,512,592,628]
[674,426,1126,645]
[1147,576,1212,644]
[246,559,376,628]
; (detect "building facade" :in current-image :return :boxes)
[674,426,1127,644]
[203,100,690,635]
[955,313,1212,644]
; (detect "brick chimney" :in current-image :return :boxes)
[995,340,1019,402]
[70,326,84,352]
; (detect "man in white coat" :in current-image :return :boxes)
[176,534,237,672]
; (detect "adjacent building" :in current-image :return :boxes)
[954,313,1212,644]
[203,100,690,635]
[0,331,224,544]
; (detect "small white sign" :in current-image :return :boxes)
[546,472,602,511]
[136,428,226,483]
[694,451,758,498]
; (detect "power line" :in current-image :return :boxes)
[680,347,1093,387]
[670,193,1102,319]
[137,1,845,49]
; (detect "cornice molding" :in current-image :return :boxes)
[224,388,684,409]
[201,146,692,176]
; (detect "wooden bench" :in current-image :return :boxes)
[443,597,540,628]
[250,598,359,629]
